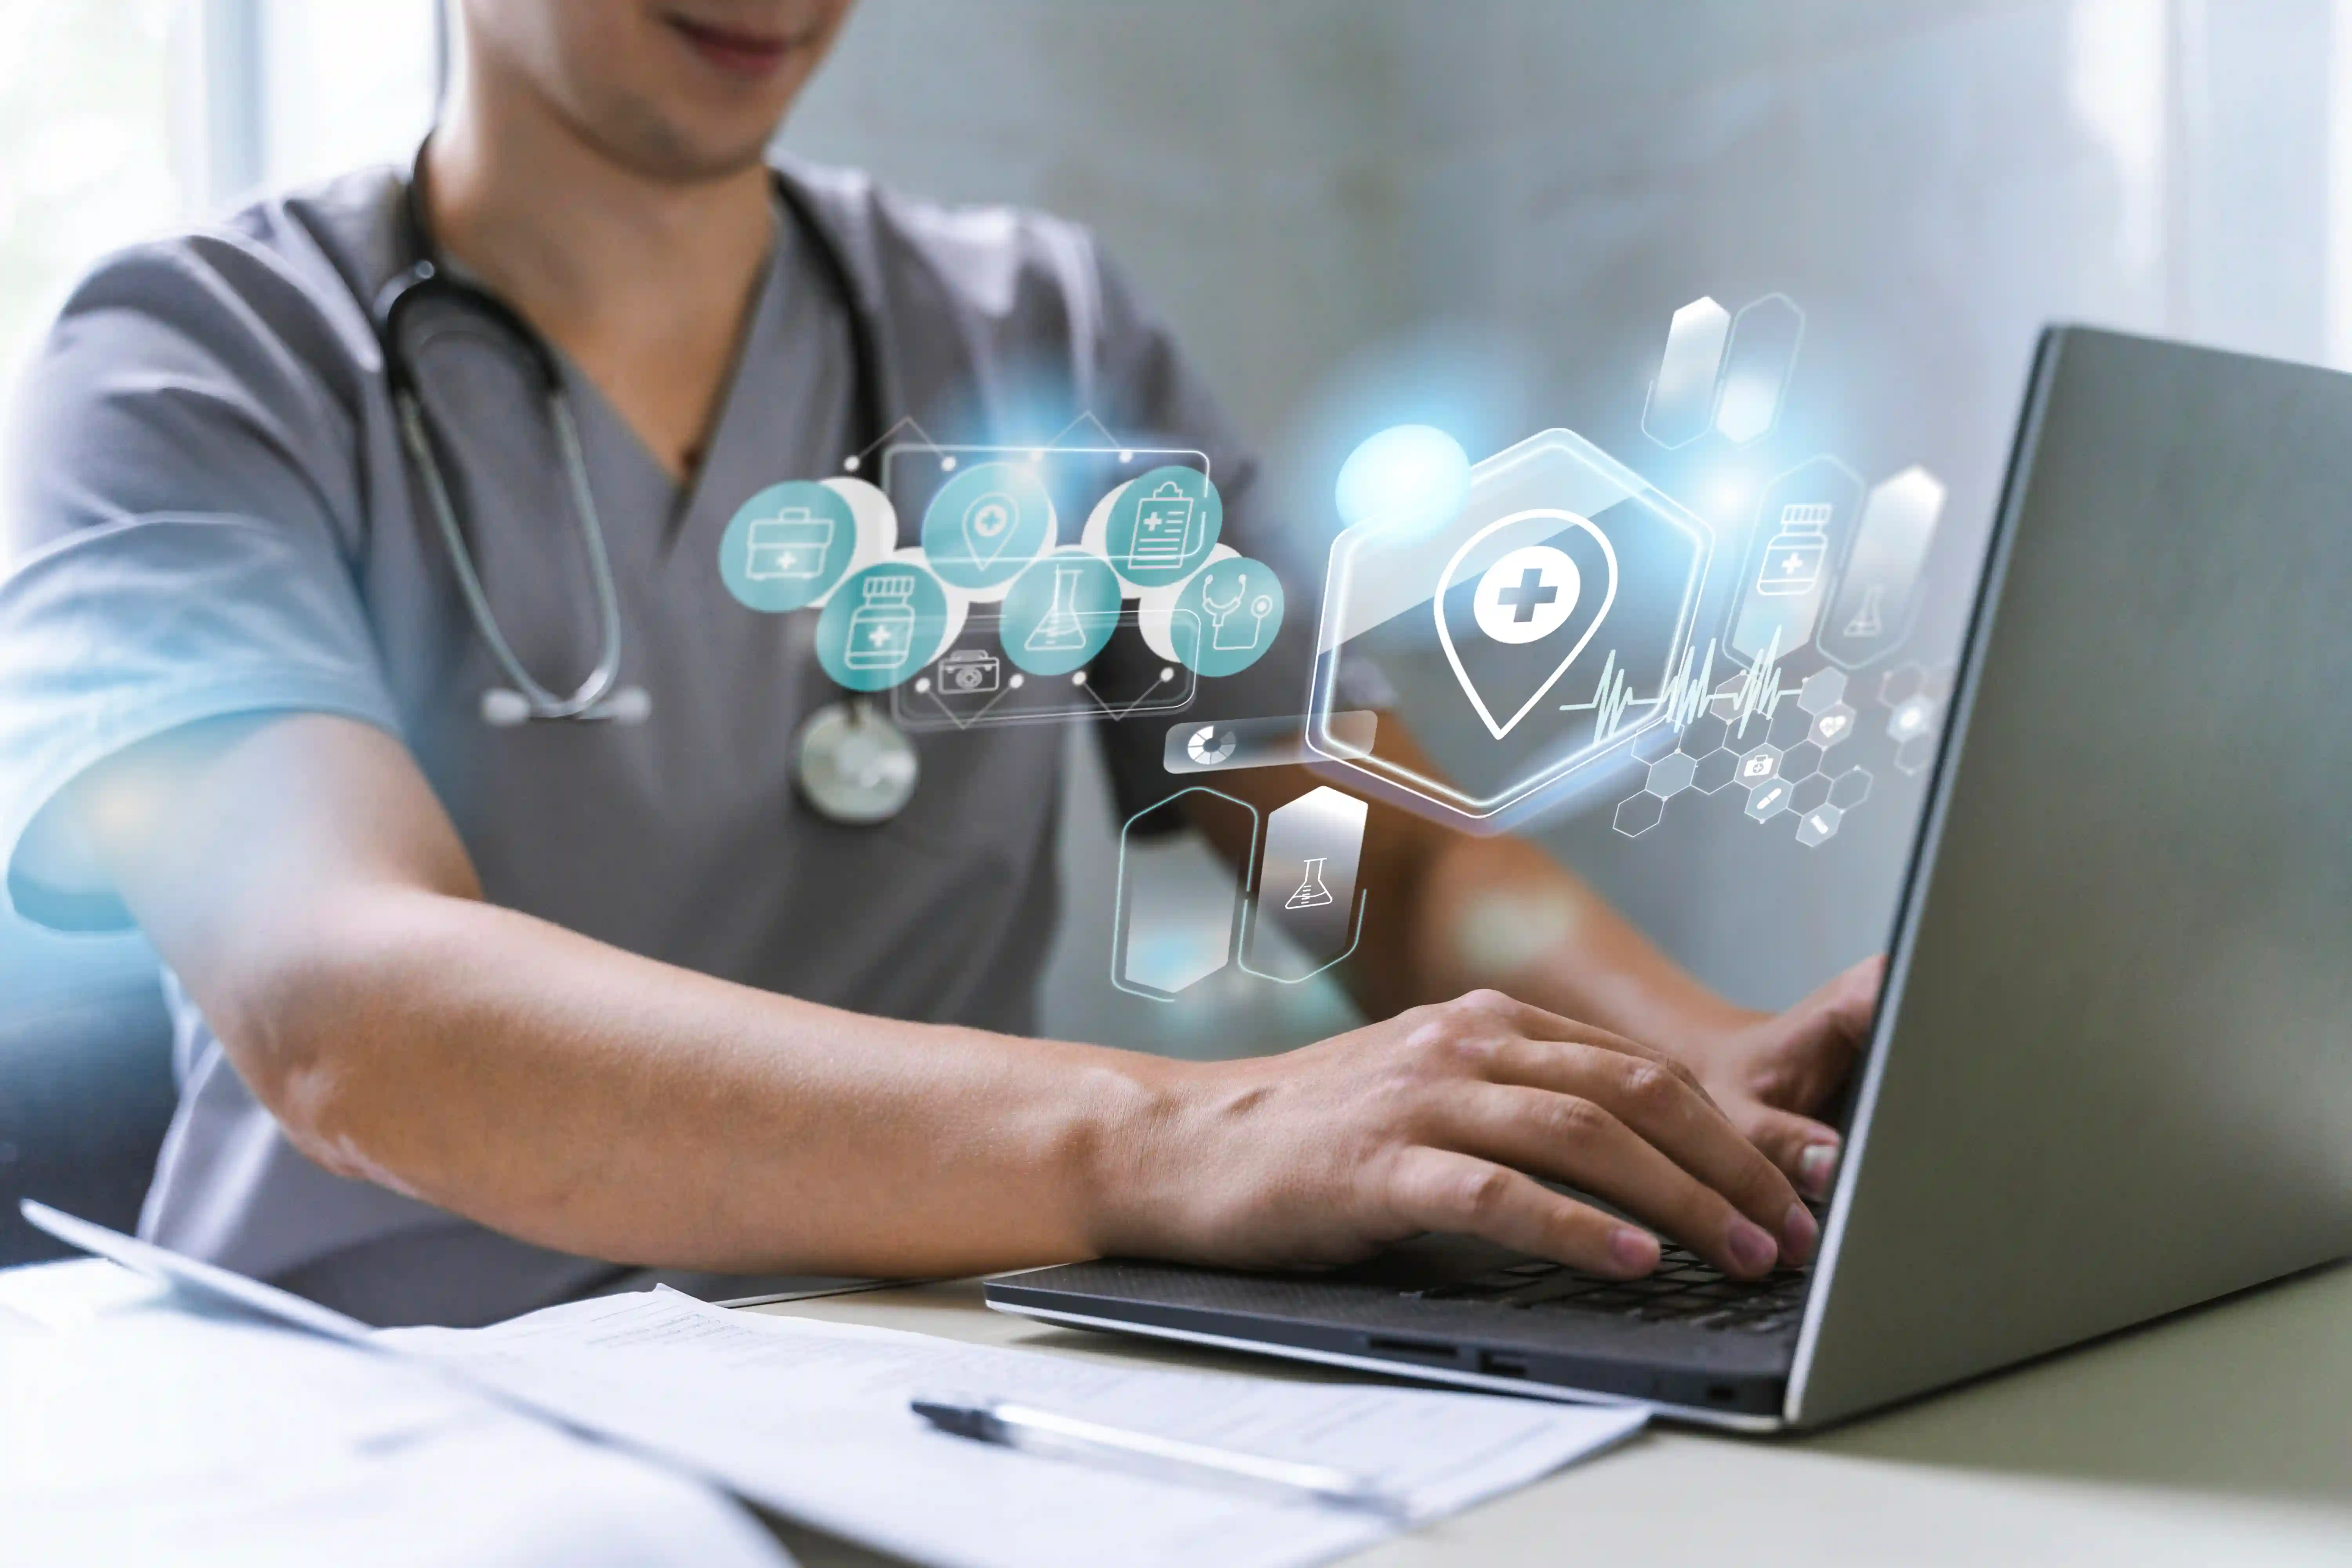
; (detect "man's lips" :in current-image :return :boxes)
[662,14,809,79]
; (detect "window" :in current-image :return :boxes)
[0,0,191,572]
[0,0,439,575]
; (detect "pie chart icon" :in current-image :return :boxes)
[1187,724,1236,767]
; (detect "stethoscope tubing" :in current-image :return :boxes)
[375,146,887,728]
[394,381,626,720]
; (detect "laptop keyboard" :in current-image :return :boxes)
[1404,1243,1810,1334]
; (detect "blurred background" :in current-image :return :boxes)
[2,1,2347,1229]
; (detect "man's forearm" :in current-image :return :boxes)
[201,886,1167,1279]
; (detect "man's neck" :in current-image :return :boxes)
[423,74,775,481]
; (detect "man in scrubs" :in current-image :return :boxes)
[0,0,1876,1325]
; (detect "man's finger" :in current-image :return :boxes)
[1805,955,1884,1047]
[1382,1145,1661,1278]
[1478,1038,1807,1259]
[1735,1102,1844,1201]
[1445,1083,1792,1278]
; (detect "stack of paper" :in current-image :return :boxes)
[15,1206,1646,1568]
[385,1288,1647,1568]
[0,1265,791,1568]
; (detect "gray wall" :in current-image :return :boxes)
[782,0,2350,1054]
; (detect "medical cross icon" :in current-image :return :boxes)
[1468,542,1581,650]
[1495,566,1558,624]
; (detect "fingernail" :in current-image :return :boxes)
[1798,1142,1840,1198]
[1782,1201,1819,1263]
[1607,1225,1660,1274]
[1726,1216,1779,1275]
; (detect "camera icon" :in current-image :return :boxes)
[936,648,1000,695]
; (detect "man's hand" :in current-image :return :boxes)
[1675,956,1884,1200]
[1100,989,1822,1281]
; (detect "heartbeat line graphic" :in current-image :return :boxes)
[1560,628,1790,746]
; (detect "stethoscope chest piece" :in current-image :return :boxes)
[794,700,918,825]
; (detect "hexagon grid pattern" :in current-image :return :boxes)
[1613,658,1952,846]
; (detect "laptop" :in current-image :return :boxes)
[985,326,2352,1431]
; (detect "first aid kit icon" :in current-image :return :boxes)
[745,508,834,581]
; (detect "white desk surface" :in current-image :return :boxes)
[748,1260,2352,1566]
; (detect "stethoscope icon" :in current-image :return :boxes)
[1200,568,1274,653]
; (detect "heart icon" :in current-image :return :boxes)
[1432,508,1619,741]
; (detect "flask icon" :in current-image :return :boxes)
[1755,502,1831,597]
[1024,563,1091,653]
[1284,856,1335,911]
[845,573,919,671]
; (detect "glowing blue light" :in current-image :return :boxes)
[1334,425,1470,535]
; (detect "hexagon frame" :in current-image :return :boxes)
[1307,427,1714,833]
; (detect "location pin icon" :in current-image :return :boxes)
[960,490,1018,570]
[1432,511,1619,740]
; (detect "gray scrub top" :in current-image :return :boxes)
[0,158,1321,1326]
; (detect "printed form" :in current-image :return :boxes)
[385,1288,1646,1568]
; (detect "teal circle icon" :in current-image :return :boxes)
[719,481,858,612]
[814,561,951,692]
[1173,556,1284,677]
[920,461,1055,591]
[1104,465,1222,587]
[1000,550,1122,676]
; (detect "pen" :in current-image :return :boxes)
[909,1393,1412,1518]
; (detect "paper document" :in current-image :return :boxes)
[385,1289,1646,1568]
[0,1264,792,1568]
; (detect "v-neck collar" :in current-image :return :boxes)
[544,201,791,560]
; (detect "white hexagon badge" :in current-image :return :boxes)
[1307,428,1713,833]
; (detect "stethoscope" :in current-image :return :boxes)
[371,144,921,823]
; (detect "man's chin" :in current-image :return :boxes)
[593,107,784,185]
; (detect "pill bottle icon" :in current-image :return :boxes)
[1755,503,1831,597]
[845,573,919,671]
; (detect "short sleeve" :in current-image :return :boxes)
[0,236,403,931]
[1081,245,1386,822]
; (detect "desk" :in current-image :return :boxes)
[750,1262,2352,1566]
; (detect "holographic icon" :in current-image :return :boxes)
[935,648,1000,695]
[1103,465,1222,588]
[1641,297,1731,448]
[718,480,864,613]
[1024,563,1092,653]
[1819,466,1947,670]
[1161,711,1378,776]
[1167,557,1284,676]
[1755,503,1831,597]
[1312,427,1711,832]
[1433,512,1619,742]
[1126,479,1205,570]
[1472,545,1580,645]
[845,573,919,671]
[1201,567,1271,652]
[1187,724,1236,766]
[1285,857,1335,911]
[960,490,1018,571]
[1713,294,1804,445]
[746,508,833,581]
[920,460,1055,592]
[1639,293,1804,449]
[814,560,951,693]
[1000,550,1122,676]
[1730,457,1864,666]
[1843,584,1886,638]
[1244,786,1368,981]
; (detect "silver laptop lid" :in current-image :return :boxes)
[1788,325,2352,1428]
